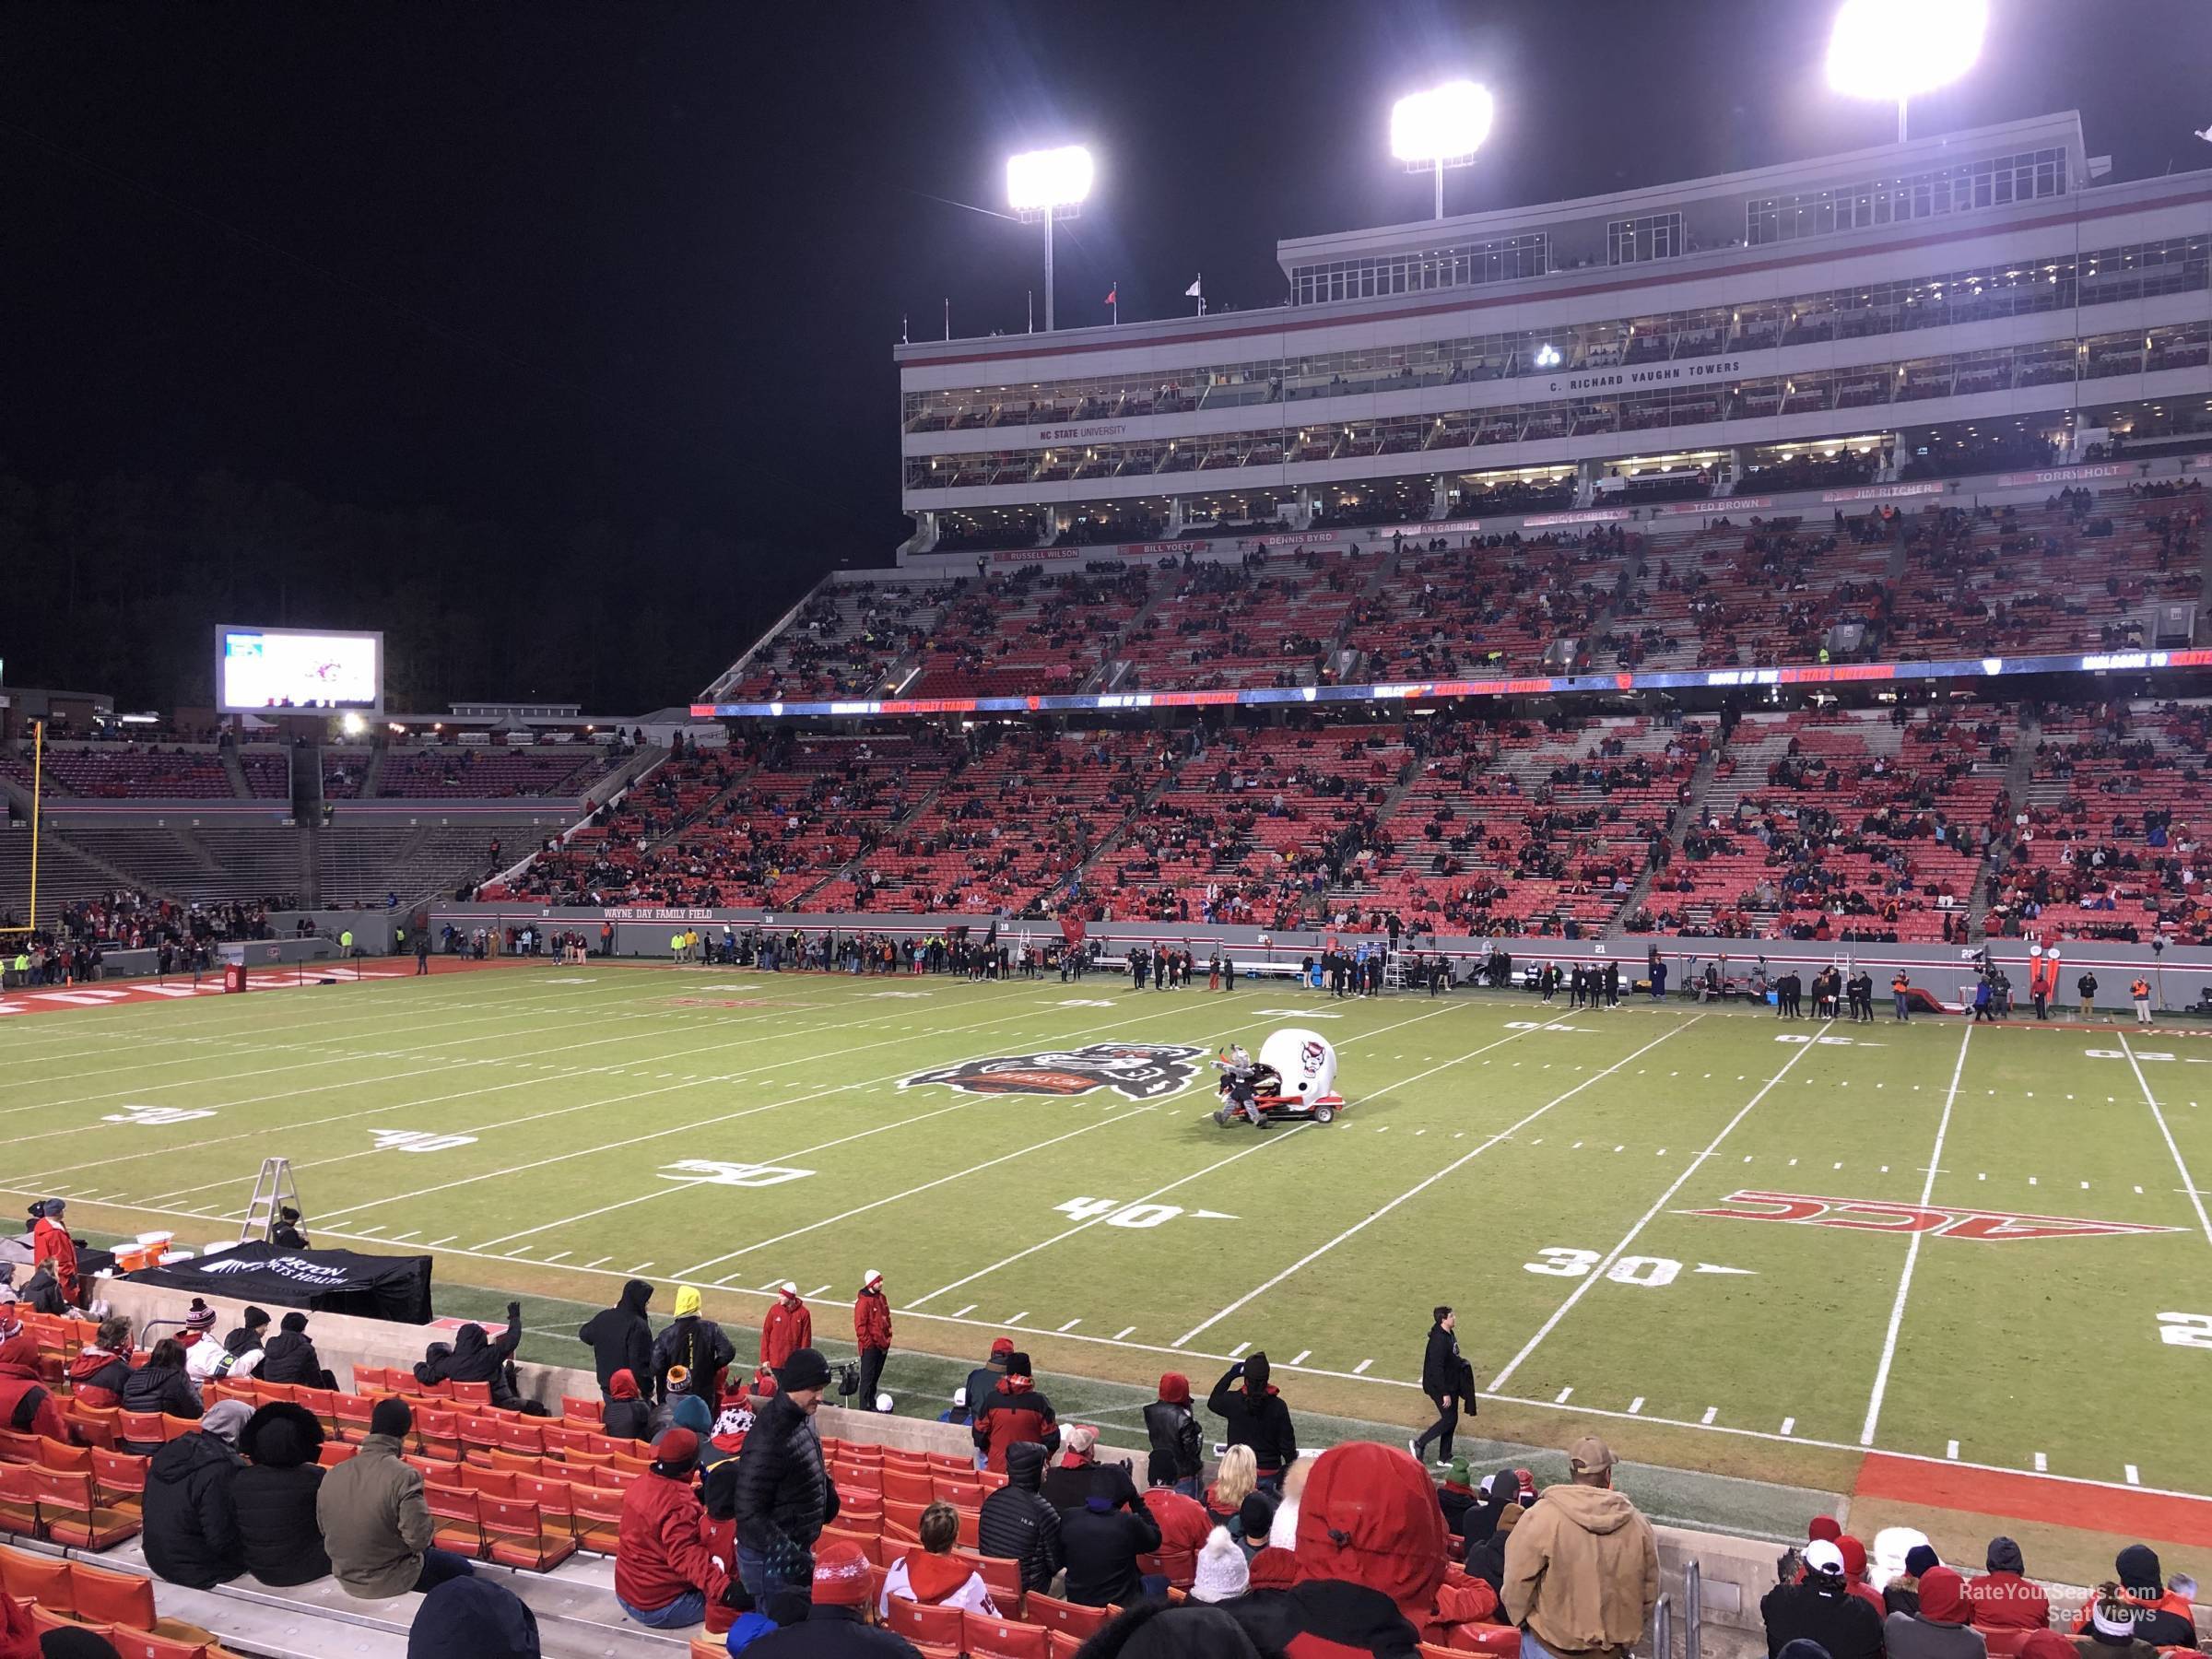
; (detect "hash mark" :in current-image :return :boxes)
[1700,1406,1717,1425]
[1947,1440,1960,1460]
[951,1304,977,1319]
[1780,1418,1795,1436]
[1115,1327,1136,1341]
[1058,1318,1082,1332]
[2125,1465,2141,1486]
[1628,1396,1644,1414]
[1555,1387,1573,1404]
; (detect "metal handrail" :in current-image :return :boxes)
[1650,1592,1674,1659]
[1686,1559,1704,1659]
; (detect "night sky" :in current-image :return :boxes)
[5,1,2208,709]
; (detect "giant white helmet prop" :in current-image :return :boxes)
[1257,1028,1338,1106]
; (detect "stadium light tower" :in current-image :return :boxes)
[1826,0,1986,143]
[1391,81,1493,220]
[1006,145,1093,333]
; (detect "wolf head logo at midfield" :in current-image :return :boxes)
[903,1043,1206,1100]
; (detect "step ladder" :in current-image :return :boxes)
[238,1157,301,1245]
[1382,947,1406,992]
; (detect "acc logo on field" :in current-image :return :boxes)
[902,1042,1206,1101]
[1688,1189,2183,1242]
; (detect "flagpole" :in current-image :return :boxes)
[943,298,949,341]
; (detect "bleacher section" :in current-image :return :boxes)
[376,746,618,800]
[0,748,234,800]
[1991,700,2212,944]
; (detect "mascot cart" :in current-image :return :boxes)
[1215,1028,1346,1125]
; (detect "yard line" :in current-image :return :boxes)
[627,1261,655,1275]
[1352,1359,1372,1375]
[1181,1019,1700,1349]
[2125,1465,2141,1486]
[426,1236,457,1247]
[806,1284,832,1298]
[1007,1312,1029,1325]
[1488,1018,1826,1393]
[1115,1327,1136,1341]
[1229,1341,1249,1358]
[544,1252,571,1264]
[1555,1387,1573,1404]
[1858,1022,1975,1446]
[951,1305,977,1319]
[2119,1033,2212,1246]
[1629,1397,1644,1415]
[1701,1406,1717,1425]
[1289,1349,1311,1366]
[1059,1319,1082,1333]
[584,1257,610,1269]
[2034,1453,2047,1472]
[679,1106,1159,1281]
[387,1231,418,1242]
[1781,1418,1795,1437]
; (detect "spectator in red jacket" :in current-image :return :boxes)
[1146,1477,1213,1556]
[66,1315,135,1410]
[614,1428,727,1630]
[852,1270,892,1412]
[1965,1537,2049,1632]
[971,1351,1060,1474]
[1838,1535,1886,1616]
[0,1323,70,1442]
[759,1284,812,1374]
[29,1200,79,1309]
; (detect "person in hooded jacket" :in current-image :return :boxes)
[759,1283,813,1374]
[1502,1437,1660,1659]
[977,1440,1063,1594]
[1964,1536,2049,1632]
[651,1286,735,1408]
[143,1397,252,1590]
[579,1279,655,1400]
[852,1270,892,1410]
[1145,1477,1213,1558]
[602,1369,651,1441]
[121,1338,203,1452]
[1061,1483,1162,1607]
[29,1199,80,1309]
[66,1315,135,1410]
[1466,1496,1524,1591]
[190,1307,268,1385]
[1227,1440,1448,1659]
[972,1350,1060,1474]
[962,1337,1014,1465]
[232,1401,330,1586]
[879,1500,996,1618]
[1207,1352,1298,1491]
[318,1397,473,1599]
[260,1312,336,1390]
[1885,1565,1988,1659]
[1144,1371,1203,1495]
[2069,1547,2196,1649]
[0,1321,70,1443]
[417,1303,524,1409]
[406,1575,542,1659]
[1761,1539,1885,1659]
[1436,1456,1482,1538]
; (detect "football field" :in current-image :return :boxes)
[6,959,2211,1535]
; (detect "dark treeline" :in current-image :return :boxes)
[0,470,814,716]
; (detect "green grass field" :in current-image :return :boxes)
[6,960,2210,1535]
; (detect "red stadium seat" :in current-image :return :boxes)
[67,1561,156,1630]
[424,1485,486,1558]
[886,1598,965,1653]
[482,1497,575,1571]
[1025,1594,1109,1642]
[964,1611,1051,1659]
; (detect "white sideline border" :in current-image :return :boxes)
[2120,1030,2212,1247]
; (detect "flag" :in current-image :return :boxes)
[1104,284,1117,305]
[1184,276,1203,298]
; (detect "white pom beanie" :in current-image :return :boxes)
[1191,1524,1251,1604]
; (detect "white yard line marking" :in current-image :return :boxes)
[427,1236,457,1247]
[1229,1340,1250,1358]
[1555,1387,1573,1404]
[1180,1019,1700,1349]
[627,1261,654,1274]
[2120,1033,2212,1246]
[585,1257,611,1269]
[1288,1349,1311,1366]
[1059,1318,1082,1333]
[2034,1453,2047,1472]
[951,1305,977,1319]
[1488,1019,1817,1391]
[1629,1396,1645,1414]
[2125,1465,2141,1486]
[1947,1440,1960,1460]
[806,1284,832,1299]
[1352,1359,1372,1375]
[1115,1326,1136,1341]
[1701,1406,1718,1425]
[387,1231,418,1242]
[1006,1312,1030,1325]
[1781,1418,1795,1436]
[1858,1022,1975,1447]
[544,1252,571,1264]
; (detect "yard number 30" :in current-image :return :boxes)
[1525,1247,1682,1288]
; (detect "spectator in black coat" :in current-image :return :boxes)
[233,1402,330,1585]
[1143,1371,1203,1495]
[416,1303,524,1409]
[120,1339,202,1452]
[650,1288,736,1409]
[1412,1307,1470,1465]
[143,1398,251,1589]
[730,1348,838,1603]
[1207,1354,1299,1490]
[977,1440,1063,1593]
[1061,1488,1163,1607]
[406,1575,542,1659]
[1762,1540,1885,1659]
[602,1369,650,1441]
[578,1278,655,1400]
[260,1312,336,1391]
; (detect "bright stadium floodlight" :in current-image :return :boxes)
[1391,81,1494,219]
[1006,145,1094,332]
[1826,0,1986,142]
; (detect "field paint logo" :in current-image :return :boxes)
[1688,1189,2183,1242]
[656,1159,815,1188]
[903,1042,1206,1100]
[370,1129,478,1153]
[102,1105,217,1126]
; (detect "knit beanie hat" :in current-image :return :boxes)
[1294,1441,1448,1616]
[811,1539,870,1606]
[1808,1515,1843,1543]
[241,1306,271,1331]
[1906,1544,1942,1579]
[1157,1372,1191,1406]
[183,1300,216,1334]
[1191,1525,1251,1604]
[280,1311,308,1333]
[1986,1536,2025,1575]
[371,1396,414,1438]
[653,1428,700,1472]
[1239,1491,1277,1541]
[670,1393,713,1436]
